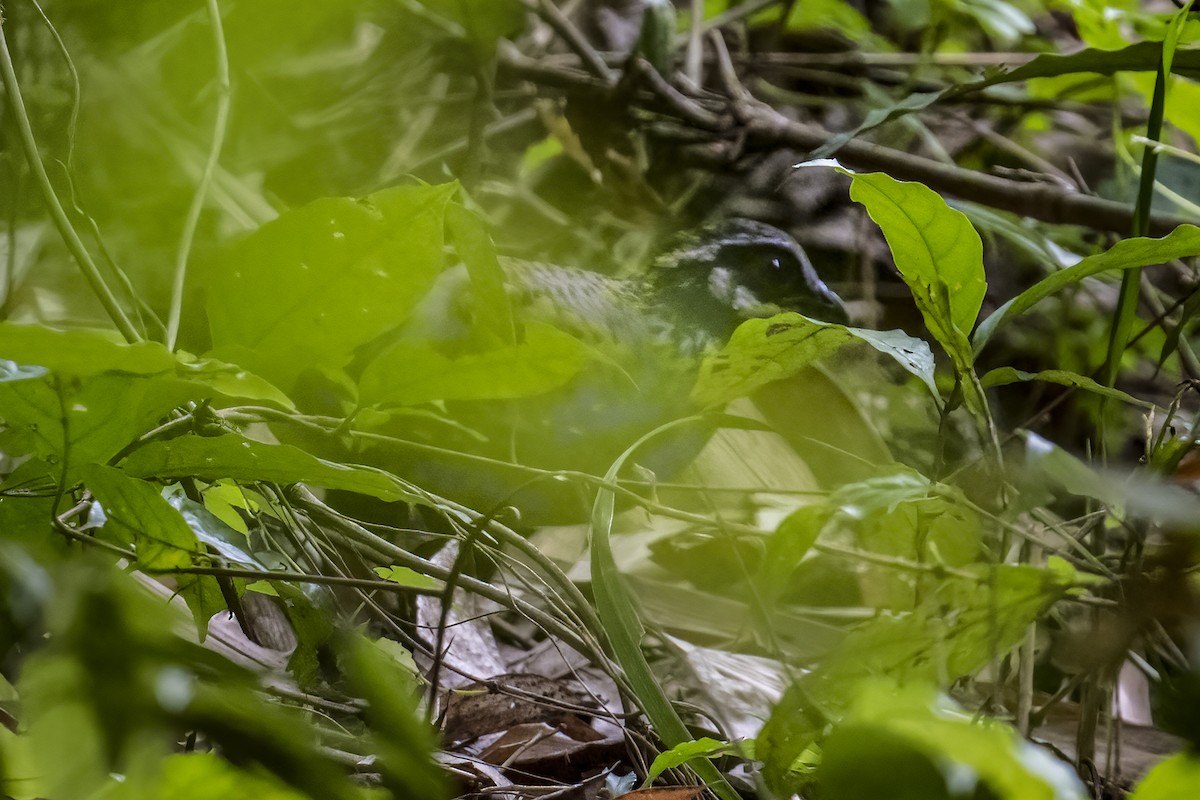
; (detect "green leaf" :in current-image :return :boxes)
[693,316,857,406]
[840,170,986,357]
[694,315,935,407]
[645,736,734,785]
[80,464,199,570]
[980,367,1154,408]
[786,0,872,37]
[819,681,1085,800]
[0,323,175,376]
[174,353,294,410]
[374,565,439,590]
[761,504,831,601]
[1130,753,1200,799]
[1021,432,1200,525]
[0,366,202,487]
[118,433,418,503]
[759,563,1070,796]
[338,634,449,799]
[207,183,457,391]
[170,493,257,565]
[148,753,310,800]
[957,0,1034,46]
[359,321,587,406]
[974,225,1200,353]
[81,465,223,636]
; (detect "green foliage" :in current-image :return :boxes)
[206,184,456,392]
[816,682,1083,800]
[359,321,587,406]
[693,314,937,406]
[837,168,986,371]
[0,555,422,800]
[3,0,1199,795]
[759,562,1076,796]
[119,434,420,503]
[644,736,738,786]
[974,225,1200,352]
[1130,753,1200,799]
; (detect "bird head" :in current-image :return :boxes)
[651,218,847,345]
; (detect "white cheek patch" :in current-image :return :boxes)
[709,266,773,316]
[732,285,764,313]
[708,267,735,302]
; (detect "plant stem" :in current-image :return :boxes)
[166,0,231,350]
[0,14,139,343]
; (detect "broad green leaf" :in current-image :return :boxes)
[693,315,856,406]
[786,0,872,37]
[974,225,1200,353]
[168,493,257,565]
[359,321,587,407]
[0,495,56,553]
[693,315,935,406]
[207,183,457,391]
[202,481,253,535]
[145,753,310,800]
[81,464,201,571]
[832,470,933,517]
[840,170,986,359]
[761,504,831,601]
[118,433,418,503]
[81,464,222,636]
[957,0,1034,45]
[174,354,294,410]
[374,565,439,590]
[1130,753,1200,799]
[980,367,1154,408]
[819,681,1085,800]
[759,563,1069,796]
[0,324,175,376]
[645,737,734,785]
[0,365,202,487]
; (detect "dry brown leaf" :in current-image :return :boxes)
[621,788,704,800]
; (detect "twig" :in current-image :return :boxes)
[629,57,726,131]
[684,0,705,87]
[499,47,1191,235]
[522,0,614,85]
[744,109,1192,235]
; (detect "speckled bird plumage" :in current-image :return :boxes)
[496,218,844,355]
[356,218,845,523]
